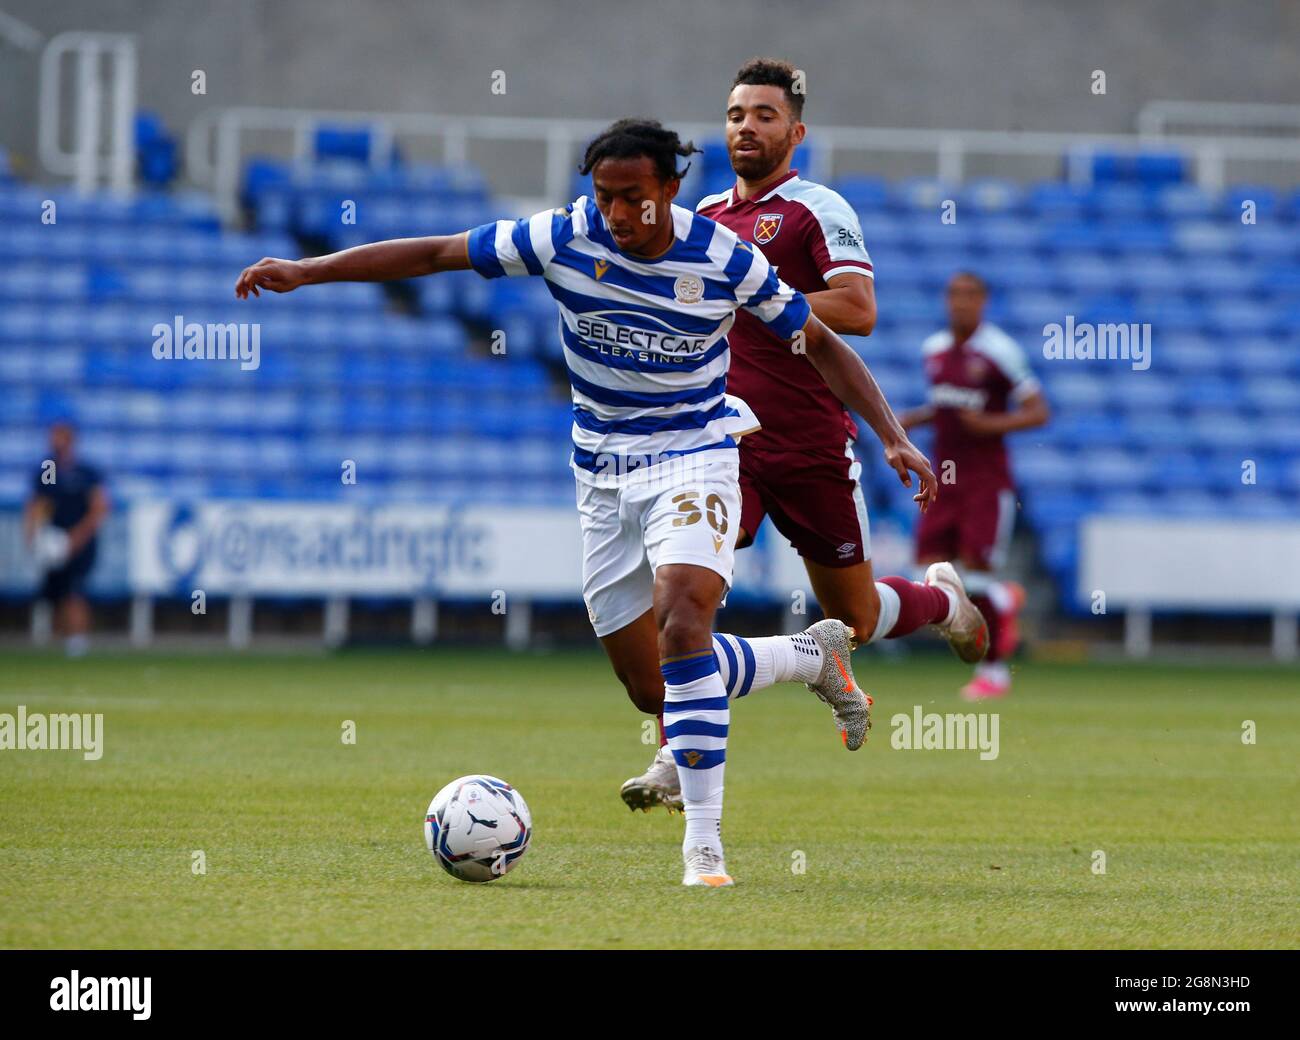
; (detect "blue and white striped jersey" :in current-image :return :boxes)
[466,196,812,486]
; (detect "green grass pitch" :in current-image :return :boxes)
[1,648,1296,949]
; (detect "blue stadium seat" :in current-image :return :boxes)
[1112,255,1175,295]
[1257,263,1300,297]
[313,125,392,165]
[983,256,1060,293]
[958,178,1024,215]
[857,212,910,250]
[971,218,1042,252]
[1026,182,1090,220]
[1241,377,1300,415]
[1172,221,1239,256]
[1102,221,1172,254]
[1055,256,1124,296]
[834,175,890,212]
[1088,151,1185,186]
[1258,415,1300,454]
[1155,184,1214,221]
[1088,184,1155,220]
[1005,292,1071,328]
[1,163,1295,618]
[1132,295,1206,334]
[1045,373,1109,411]
[1221,185,1277,221]
[889,177,952,213]
[1207,300,1283,337]
[1040,221,1105,254]
[1227,225,1299,261]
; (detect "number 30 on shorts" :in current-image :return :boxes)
[671,492,729,534]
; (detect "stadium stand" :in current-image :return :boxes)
[3,130,1298,613]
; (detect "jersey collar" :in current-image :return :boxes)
[730,168,799,207]
[952,321,985,349]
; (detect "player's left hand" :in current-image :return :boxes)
[883,437,938,513]
[235,257,309,299]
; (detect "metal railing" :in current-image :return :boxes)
[38,31,137,195]
[1138,99,1300,138]
[186,105,1300,223]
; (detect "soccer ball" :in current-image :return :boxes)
[424,775,533,883]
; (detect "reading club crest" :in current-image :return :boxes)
[754,212,784,244]
[674,274,704,304]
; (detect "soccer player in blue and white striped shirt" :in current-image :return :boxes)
[236,119,937,887]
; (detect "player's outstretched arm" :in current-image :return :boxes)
[235,232,471,298]
[800,315,938,512]
[958,390,1051,436]
[898,404,936,431]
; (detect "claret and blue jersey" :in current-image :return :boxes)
[466,197,811,486]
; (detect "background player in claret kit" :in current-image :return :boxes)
[236,119,941,887]
[621,59,990,813]
[900,272,1051,700]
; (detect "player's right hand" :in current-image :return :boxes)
[235,258,309,299]
[883,437,938,513]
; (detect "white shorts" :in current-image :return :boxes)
[576,458,742,637]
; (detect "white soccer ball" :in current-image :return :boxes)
[424,774,533,883]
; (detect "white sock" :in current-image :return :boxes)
[987,581,1016,615]
[712,631,822,698]
[661,650,729,854]
[976,660,1010,685]
[865,581,902,644]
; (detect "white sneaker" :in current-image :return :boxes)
[803,619,873,750]
[620,744,684,813]
[924,562,989,664]
[682,845,734,887]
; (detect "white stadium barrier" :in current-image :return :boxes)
[185,105,1300,223]
[126,499,584,646]
[1079,516,1300,661]
[116,498,915,647]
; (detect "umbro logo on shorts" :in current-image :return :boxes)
[837,542,857,558]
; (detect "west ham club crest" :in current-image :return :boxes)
[754,212,784,244]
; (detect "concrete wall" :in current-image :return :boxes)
[2,0,1298,180]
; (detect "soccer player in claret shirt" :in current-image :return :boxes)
[901,272,1051,700]
[619,59,991,812]
[236,119,939,886]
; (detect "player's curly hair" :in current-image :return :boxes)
[578,119,700,184]
[732,57,805,120]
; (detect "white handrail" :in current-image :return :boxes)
[0,8,43,51]
[186,105,1300,223]
[38,31,137,195]
[1138,100,1300,138]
